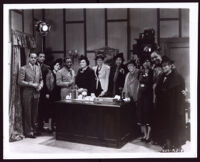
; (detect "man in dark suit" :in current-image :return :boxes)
[18,53,43,138]
[37,52,51,133]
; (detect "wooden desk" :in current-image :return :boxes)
[55,100,135,148]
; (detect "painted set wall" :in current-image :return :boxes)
[10,8,190,73]
[159,9,189,38]
[130,9,157,45]
[44,8,189,64]
[11,11,23,32]
[181,9,189,37]
[158,9,190,90]
[44,8,158,63]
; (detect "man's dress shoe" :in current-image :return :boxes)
[25,133,36,138]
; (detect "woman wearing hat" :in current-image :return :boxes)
[137,57,153,143]
[93,54,110,97]
[108,53,127,97]
[123,60,140,102]
[123,60,140,137]
[155,56,186,152]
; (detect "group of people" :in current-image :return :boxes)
[18,50,187,152]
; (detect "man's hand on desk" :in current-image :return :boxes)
[99,92,105,97]
[123,97,131,102]
[78,88,85,93]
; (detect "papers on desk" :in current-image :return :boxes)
[114,95,120,100]
[66,95,95,102]
[65,95,131,103]
[94,97,114,103]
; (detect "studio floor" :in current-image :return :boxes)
[5,131,191,158]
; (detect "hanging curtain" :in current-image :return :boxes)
[9,46,24,142]
[11,30,37,49]
[24,48,30,65]
[9,30,36,142]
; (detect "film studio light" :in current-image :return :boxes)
[35,20,51,52]
[35,20,51,36]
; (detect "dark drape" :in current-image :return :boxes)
[9,30,36,142]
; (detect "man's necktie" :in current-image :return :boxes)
[33,65,36,82]
[163,76,167,83]
[69,69,72,77]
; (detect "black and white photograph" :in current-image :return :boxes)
[3,3,198,159]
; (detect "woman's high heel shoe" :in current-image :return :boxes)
[140,136,146,142]
[145,137,151,143]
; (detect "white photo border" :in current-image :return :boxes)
[3,2,198,159]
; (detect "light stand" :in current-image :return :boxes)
[35,20,51,52]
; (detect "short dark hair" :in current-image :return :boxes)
[64,55,72,62]
[95,54,105,61]
[141,55,151,65]
[126,60,137,67]
[51,58,62,69]
[29,52,37,57]
[114,53,124,63]
[151,50,160,55]
[38,52,46,56]
[79,55,90,66]
[162,55,174,65]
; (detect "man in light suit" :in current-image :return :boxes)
[56,56,76,100]
[18,53,43,138]
[93,54,110,97]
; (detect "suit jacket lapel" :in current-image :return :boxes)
[98,64,105,77]
[27,64,36,81]
[64,68,73,80]
[35,65,39,80]
[94,66,98,78]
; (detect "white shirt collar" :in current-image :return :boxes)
[29,63,35,70]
